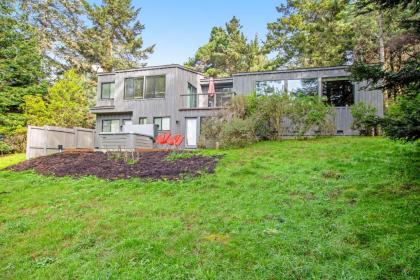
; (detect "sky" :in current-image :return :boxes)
[126,0,283,66]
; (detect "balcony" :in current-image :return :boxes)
[180,92,236,110]
[96,99,114,107]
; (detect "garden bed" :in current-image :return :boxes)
[7,151,220,180]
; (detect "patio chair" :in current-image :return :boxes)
[167,134,184,150]
[155,132,171,148]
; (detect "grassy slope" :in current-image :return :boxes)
[0,138,418,279]
[0,154,25,169]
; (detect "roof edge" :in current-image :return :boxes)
[97,64,203,76]
[233,65,350,76]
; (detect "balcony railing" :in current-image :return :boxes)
[180,92,236,109]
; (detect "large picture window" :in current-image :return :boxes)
[256,80,285,96]
[124,77,144,99]
[145,75,166,98]
[101,82,115,99]
[287,79,318,97]
[102,120,120,132]
[322,79,354,106]
[153,117,170,131]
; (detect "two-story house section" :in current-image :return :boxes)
[90,64,383,149]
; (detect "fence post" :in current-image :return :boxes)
[43,126,48,157]
[74,127,78,149]
[26,126,32,160]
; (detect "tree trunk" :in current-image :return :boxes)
[377,9,385,65]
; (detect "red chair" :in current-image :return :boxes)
[166,135,176,146]
[174,135,184,149]
[155,132,171,148]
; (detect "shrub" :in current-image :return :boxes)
[220,118,256,148]
[0,141,12,155]
[288,96,335,137]
[381,87,420,141]
[351,102,380,136]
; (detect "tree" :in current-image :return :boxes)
[265,0,356,68]
[186,17,269,77]
[20,0,154,74]
[25,69,94,128]
[350,0,419,141]
[0,0,46,138]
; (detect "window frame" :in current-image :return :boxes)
[145,75,166,99]
[321,78,354,107]
[101,82,115,99]
[286,78,319,97]
[124,77,145,99]
[153,117,170,131]
[102,119,120,133]
[139,117,148,125]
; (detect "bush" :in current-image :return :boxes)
[288,96,335,137]
[220,118,256,148]
[0,141,12,155]
[381,87,420,141]
[351,102,380,136]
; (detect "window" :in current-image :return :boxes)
[124,77,144,99]
[187,83,197,108]
[102,120,120,132]
[322,79,354,106]
[101,82,115,99]
[139,117,148,125]
[287,79,318,97]
[145,75,165,98]
[122,119,132,126]
[153,117,170,131]
[256,80,285,96]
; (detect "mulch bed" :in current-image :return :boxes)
[7,151,221,180]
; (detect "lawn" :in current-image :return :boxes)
[0,137,419,279]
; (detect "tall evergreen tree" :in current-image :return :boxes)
[186,17,268,77]
[0,0,46,138]
[20,0,154,73]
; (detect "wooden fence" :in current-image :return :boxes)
[26,126,95,159]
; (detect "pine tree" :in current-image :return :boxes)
[186,17,268,77]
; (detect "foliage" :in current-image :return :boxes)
[0,141,12,155]
[165,151,196,161]
[0,1,46,138]
[219,117,256,148]
[1,138,419,278]
[185,17,269,77]
[381,86,420,141]
[20,0,154,73]
[287,96,336,137]
[0,153,25,169]
[24,70,94,128]
[351,102,380,135]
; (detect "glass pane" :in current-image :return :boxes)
[322,79,354,106]
[122,119,132,126]
[101,83,110,99]
[125,79,134,99]
[145,76,156,98]
[187,83,197,108]
[256,80,285,96]
[155,76,165,97]
[109,83,115,98]
[288,79,318,96]
[102,120,111,132]
[110,120,120,132]
[139,117,147,125]
[161,117,170,130]
[134,77,143,98]
[153,118,162,130]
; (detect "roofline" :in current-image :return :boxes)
[97,64,203,76]
[232,65,350,77]
[200,77,233,84]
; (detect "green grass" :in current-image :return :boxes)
[0,153,25,169]
[0,137,419,279]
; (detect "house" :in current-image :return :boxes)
[90,64,383,149]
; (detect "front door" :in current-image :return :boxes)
[185,118,198,148]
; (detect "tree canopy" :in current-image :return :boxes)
[185,17,269,77]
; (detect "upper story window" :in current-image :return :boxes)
[101,82,115,99]
[287,79,318,97]
[256,80,285,96]
[145,75,166,98]
[124,77,144,99]
[322,79,354,106]
[139,117,148,125]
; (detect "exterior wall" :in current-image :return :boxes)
[93,66,204,147]
[92,65,384,149]
[233,67,383,135]
[98,133,153,149]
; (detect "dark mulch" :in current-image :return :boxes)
[7,151,221,180]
